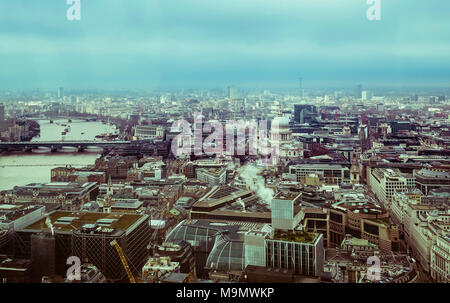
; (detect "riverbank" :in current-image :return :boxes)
[0,119,114,190]
[0,119,40,142]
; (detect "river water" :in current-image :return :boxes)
[0,119,117,190]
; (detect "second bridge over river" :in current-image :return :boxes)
[0,140,132,153]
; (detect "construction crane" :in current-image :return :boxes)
[110,240,136,283]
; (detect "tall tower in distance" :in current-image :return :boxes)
[57,87,64,99]
[228,85,237,100]
[299,77,304,99]
[0,103,5,121]
[355,84,363,99]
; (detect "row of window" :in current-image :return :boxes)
[266,241,316,276]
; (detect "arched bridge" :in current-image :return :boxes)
[0,140,132,152]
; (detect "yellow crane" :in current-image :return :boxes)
[110,240,136,283]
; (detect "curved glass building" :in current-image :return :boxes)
[165,219,266,278]
[205,233,245,271]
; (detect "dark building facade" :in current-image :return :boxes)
[265,232,324,277]
[294,104,317,124]
[13,211,150,282]
[154,240,196,277]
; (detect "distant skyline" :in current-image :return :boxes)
[0,0,449,89]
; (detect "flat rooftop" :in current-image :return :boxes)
[373,168,405,179]
[290,164,347,170]
[0,205,44,224]
[197,167,226,175]
[194,186,252,208]
[274,192,301,201]
[206,209,271,220]
[415,168,450,179]
[0,256,32,271]
[273,230,319,244]
[342,237,377,248]
[22,211,145,235]
[11,182,98,196]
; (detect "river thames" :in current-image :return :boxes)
[0,119,117,190]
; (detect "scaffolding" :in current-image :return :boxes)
[5,229,29,258]
[73,231,127,281]
[7,212,150,282]
[72,218,150,282]
[0,230,8,250]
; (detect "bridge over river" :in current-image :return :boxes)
[0,164,92,167]
[0,140,132,152]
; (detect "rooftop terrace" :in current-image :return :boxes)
[273,230,318,244]
[23,211,144,234]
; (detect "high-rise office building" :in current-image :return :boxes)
[0,103,5,121]
[355,84,363,99]
[244,192,324,277]
[294,104,317,124]
[361,90,372,101]
[265,232,324,277]
[271,192,302,230]
[57,87,64,99]
[299,77,304,99]
[228,86,237,100]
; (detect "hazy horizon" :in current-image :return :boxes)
[0,0,449,90]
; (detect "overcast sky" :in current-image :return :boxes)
[0,0,449,90]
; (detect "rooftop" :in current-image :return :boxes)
[274,191,301,201]
[0,204,44,225]
[171,219,269,241]
[209,186,240,199]
[373,168,405,179]
[111,200,143,209]
[273,230,318,244]
[22,211,145,235]
[341,236,377,248]
[415,169,450,179]
[290,163,348,170]
[194,186,252,209]
[11,182,97,196]
[0,256,32,271]
[197,167,226,176]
